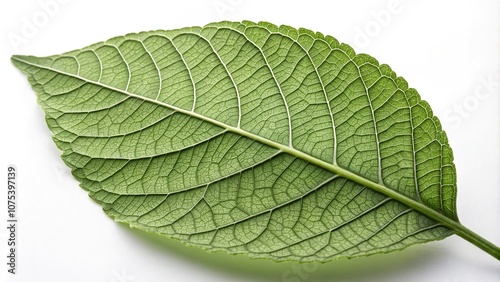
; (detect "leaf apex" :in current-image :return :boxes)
[11,54,32,62]
[11,54,39,71]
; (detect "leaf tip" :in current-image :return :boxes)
[11,54,48,75]
[11,54,29,62]
[11,54,33,71]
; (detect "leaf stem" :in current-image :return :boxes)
[329,165,500,261]
[442,215,500,260]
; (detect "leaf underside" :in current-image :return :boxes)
[12,20,458,262]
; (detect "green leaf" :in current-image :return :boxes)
[11,20,500,262]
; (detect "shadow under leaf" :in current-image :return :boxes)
[117,222,447,282]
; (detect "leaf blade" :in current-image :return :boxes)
[11,20,458,261]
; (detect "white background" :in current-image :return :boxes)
[1,0,499,281]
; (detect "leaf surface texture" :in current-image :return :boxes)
[12,21,458,261]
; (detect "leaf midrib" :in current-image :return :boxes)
[12,55,457,234]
